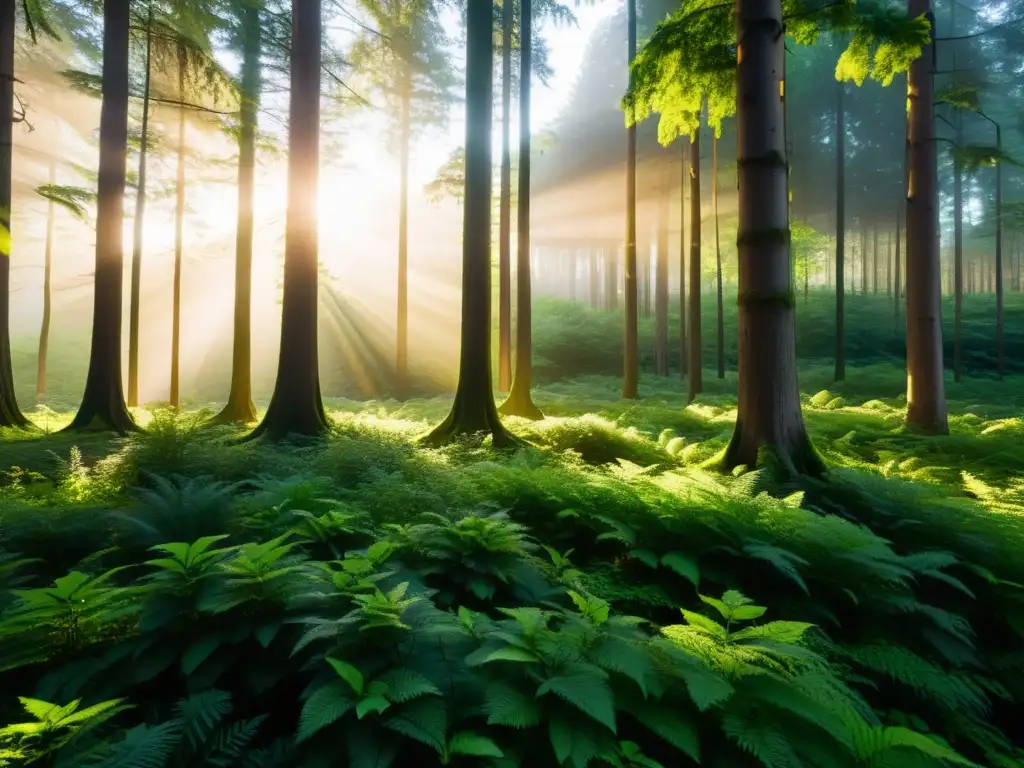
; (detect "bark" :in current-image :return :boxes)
[721,0,821,476]
[396,76,412,399]
[65,0,136,433]
[427,0,515,442]
[904,0,948,434]
[714,134,724,379]
[36,160,55,400]
[170,42,186,408]
[213,3,260,424]
[0,0,28,428]
[498,0,543,423]
[834,78,845,381]
[589,249,599,308]
[248,0,328,440]
[621,0,639,399]
[654,197,668,376]
[497,0,513,393]
[127,3,152,409]
[679,141,687,380]
[687,128,702,402]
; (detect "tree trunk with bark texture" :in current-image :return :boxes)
[904,0,948,434]
[170,43,186,409]
[0,0,28,428]
[835,79,845,382]
[498,0,542,422]
[714,134,724,379]
[721,0,821,476]
[498,0,513,392]
[860,223,867,294]
[995,128,1003,379]
[248,0,328,440]
[688,131,702,402]
[36,161,55,401]
[64,0,136,433]
[428,0,516,442]
[214,4,260,424]
[589,250,599,308]
[622,0,638,399]
[127,3,152,409]
[654,197,668,376]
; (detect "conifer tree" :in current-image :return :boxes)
[348,0,456,401]
[423,0,516,445]
[624,0,929,469]
[248,0,329,440]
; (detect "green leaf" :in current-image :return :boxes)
[661,552,700,587]
[484,680,542,729]
[628,702,700,762]
[536,663,617,733]
[680,609,727,638]
[478,647,541,665]
[297,681,354,742]
[356,695,391,720]
[182,634,223,676]
[631,549,659,568]
[730,605,767,622]
[448,731,504,758]
[326,657,365,696]
[382,696,448,754]
[376,669,441,703]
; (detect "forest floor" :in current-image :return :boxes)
[1,362,1023,765]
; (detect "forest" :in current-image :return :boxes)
[1,0,1024,765]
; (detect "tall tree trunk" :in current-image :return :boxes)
[834,78,845,382]
[214,3,260,423]
[622,0,638,399]
[904,0,948,434]
[499,0,541,421]
[654,197,668,376]
[170,43,186,408]
[36,160,56,401]
[722,0,820,476]
[498,0,513,392]
[0,0,28,428]
[396,77,412,399]
[65,0,135,432]
[995,126,1003,380]
[428,0,514,442]
[248,0,328,440]
[714,133,724,379]
[679,141,687,379]
[953,137,963,382]
[127,3,152,409]
[687,129,702,402]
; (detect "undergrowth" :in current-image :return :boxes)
[1,369,1023,766]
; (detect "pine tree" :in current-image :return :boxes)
[424,0,516,444]
[248,0,329,440]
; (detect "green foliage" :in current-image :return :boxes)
[624,0,931,144]
[33,184,96,221]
